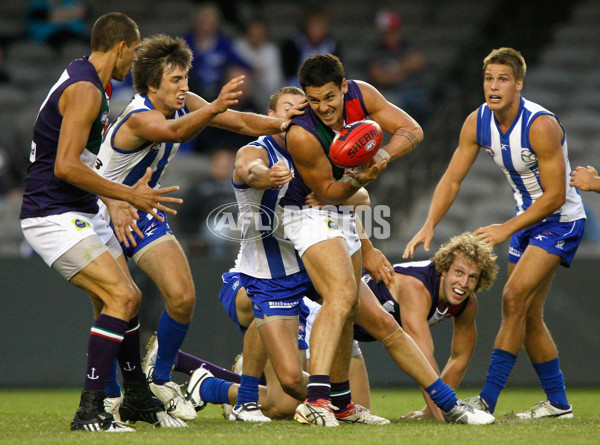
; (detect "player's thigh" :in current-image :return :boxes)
[302,238,357,300]
[505,245,560,301]
[136,237,195,302]
[355,281,398,340]
[258,318,302,377]
[70,250,139,308]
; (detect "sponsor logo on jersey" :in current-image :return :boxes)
[482,145,494,157]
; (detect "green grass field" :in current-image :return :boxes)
[1,387,598,444]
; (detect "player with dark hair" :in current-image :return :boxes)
[19,12,185,432]
[94,34,302,422]
[405,47,585,419]
[280,53,492,426]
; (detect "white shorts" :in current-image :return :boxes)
[303,297,362,360]
[21,211,121,272]
[282,207,361,258]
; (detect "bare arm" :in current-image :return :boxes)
[570,165,600,193]
[440,296,477,390]
[473,114,567,246]
[286,125,360,204]
[403,111,480,258]
[209,94,306,136]
[54,82,182,220]
[233,145,292,190]
[358,80,423,161]
[117,77,245,148]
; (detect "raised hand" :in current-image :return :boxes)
[403,226,434,259]
[211,75,245,114]
[129,168,183,221]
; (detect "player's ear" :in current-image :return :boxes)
[516,78,523,93]
[341,79,348,94]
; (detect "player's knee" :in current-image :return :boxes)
[369,312,400,342]
[166,289,196,320]
[279,371,305,399]
[108,284,141,318]
[501,286,528,318]
[323,289,359,319]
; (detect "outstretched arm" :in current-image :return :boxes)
[54,81,182,220]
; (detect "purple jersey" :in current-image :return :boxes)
[354,260,470,342]
[279,80,368,208]
[20,57,110,218]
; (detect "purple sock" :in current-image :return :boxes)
[174,350,241,384]
[84,314,128,391]
[307,375,331,403]
[117,315,145,382]
[331,381,351,412]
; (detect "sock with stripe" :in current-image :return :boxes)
[480,348,518,413]
[424,378,459,413]
[331,380,352,412]
[533,357,570,409]
[117,315,145,382]
[153,309,189,385]
[306,375,331,403]
[84,314,128,391]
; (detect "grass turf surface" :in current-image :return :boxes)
[1,387,598,444]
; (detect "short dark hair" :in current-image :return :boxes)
[483,47,527,81]
[91,12,139,52]
[269,86,305,111]
[298,54,345,90]
[132,34,193,96]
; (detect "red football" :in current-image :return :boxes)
[329,120,383,168]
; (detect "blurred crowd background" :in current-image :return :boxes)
[1,0,599,263]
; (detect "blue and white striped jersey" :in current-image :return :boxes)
[476,97,585,222]
[234,135,304,279]
[95,94,188,190]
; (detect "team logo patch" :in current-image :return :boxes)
[72,219,91,231]
[555,240,565,250]
[327,219,339,230]
[101,111,109,126]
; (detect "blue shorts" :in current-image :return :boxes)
[119,210,173,258]
[508,218,585,267]
[218,272,246,334]
[222,271,310,349]
[241,270,313,320]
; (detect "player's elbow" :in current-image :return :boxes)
[54,159,72,181]
[547,190,566,212]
